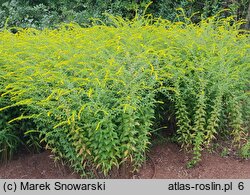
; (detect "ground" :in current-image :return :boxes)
[0,143,249,179]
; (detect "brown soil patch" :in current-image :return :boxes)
[0,151,80,179]
[0,143,249,179]
[138,143,250,179]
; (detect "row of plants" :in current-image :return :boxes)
[1,0,249,29]
[0,12,249,177]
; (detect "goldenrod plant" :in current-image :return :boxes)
[0,13,249,176]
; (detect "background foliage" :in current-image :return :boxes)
[0,0,250,29]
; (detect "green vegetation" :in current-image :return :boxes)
[1,0,249,29]
[0,11,249,177]
[240,139,250,159]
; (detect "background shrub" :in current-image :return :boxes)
[1,0,249,29]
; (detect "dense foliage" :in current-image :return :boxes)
[0,13,249,176]
[0,0,249,29]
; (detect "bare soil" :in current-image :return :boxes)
[0,143,249,179]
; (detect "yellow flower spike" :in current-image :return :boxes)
[87,88,93,98]
[93,78,100,85]
[149,63,154,75]
[95,122,101,131]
